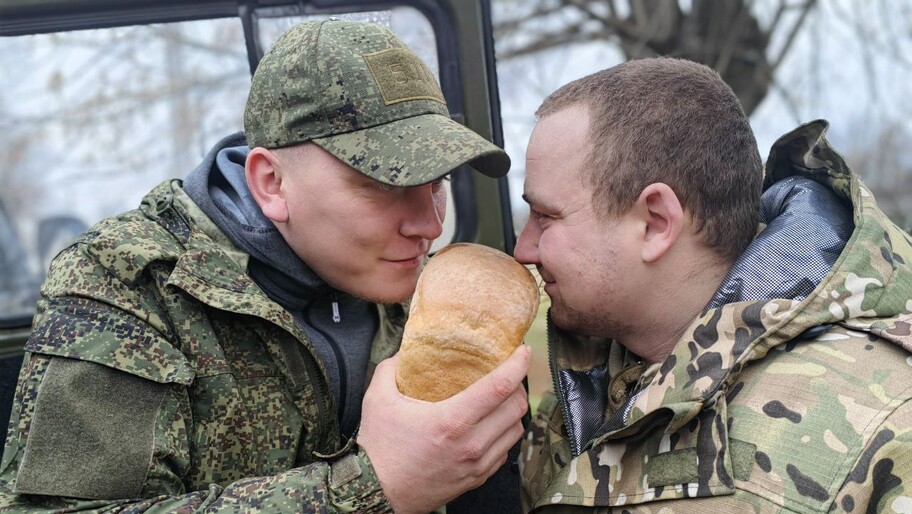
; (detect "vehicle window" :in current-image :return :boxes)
[0,18,250,323]
[0,6,450,325]
[0,201,36,321]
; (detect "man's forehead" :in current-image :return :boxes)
[521,187,558,211]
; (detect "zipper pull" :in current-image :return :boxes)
[332,300,341,323]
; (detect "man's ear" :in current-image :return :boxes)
[635,183,684,263]
[246,147,288,223]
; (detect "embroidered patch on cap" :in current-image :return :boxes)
[362,48,446,106]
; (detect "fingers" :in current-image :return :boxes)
[460,417,524,488]
[450,345,531,423]
[366,353,404,396]
[483,419,524,472]
[471,382,528,434]
[372,353,399,379]
[361,348,529,508]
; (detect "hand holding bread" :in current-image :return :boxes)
[396,243,540,401]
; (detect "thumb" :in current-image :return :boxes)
[449,344,531,422]
[368,353,402,391]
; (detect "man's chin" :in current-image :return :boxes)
[549,304,589,334]
[551,304,624,340]
[351,284,416,305]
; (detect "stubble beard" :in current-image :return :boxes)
[348,269,422,306]
[548,292,633,341]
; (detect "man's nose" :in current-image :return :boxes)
[401,184,444,240]
[514,217,540,265]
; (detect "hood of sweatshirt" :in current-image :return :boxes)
[182,132,377,438]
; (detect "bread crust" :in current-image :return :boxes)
[396,243,540,401]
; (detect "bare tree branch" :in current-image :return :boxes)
[765,0,788,41]
[494,0,825,115]
[498,23,613,59]
[769,79,803,124]
[565,0,609,26]
[625,1,680,59]
[494,1,566,37]
[769,0,817,74]
[715,2,753,77]
[149,25,247,60]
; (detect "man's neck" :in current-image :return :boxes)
[622,252,731,365]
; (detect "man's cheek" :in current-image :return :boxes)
[434,191,447,222]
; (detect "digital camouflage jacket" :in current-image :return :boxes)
[520,121,912,513]
[0,180,405,512]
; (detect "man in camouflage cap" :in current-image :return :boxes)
[0,20,530,513]
[515,57,912,513]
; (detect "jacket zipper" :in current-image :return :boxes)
[548,310,663,456]
[303,297,348,438]
[546,310,583,457]
[157,195,341,454]
[299,337,336,454]
[331,291,341,323]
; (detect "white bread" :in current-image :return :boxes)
[396,243,540,401]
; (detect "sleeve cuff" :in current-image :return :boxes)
[328,447,393,513]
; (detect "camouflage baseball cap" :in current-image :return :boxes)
[244,20,510,186]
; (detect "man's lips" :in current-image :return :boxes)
[385,241,428,260]
[385,248,427,265]
[538,268,556,285]
[387,255,423,263]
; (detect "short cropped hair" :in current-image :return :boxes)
[537,57,762,263]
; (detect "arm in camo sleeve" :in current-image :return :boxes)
[832,399,912,513]
[0,355,391,513]
[0,181,401,512]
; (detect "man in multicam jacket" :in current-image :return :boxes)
[515,57,912,513]
[0,20,532,513]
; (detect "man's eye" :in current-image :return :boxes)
[431,176,451,186]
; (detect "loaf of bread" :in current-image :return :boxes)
[396,243,540,401]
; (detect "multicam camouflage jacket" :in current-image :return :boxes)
[0,180,405,512]
[520,121,912,513]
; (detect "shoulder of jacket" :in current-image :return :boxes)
[736,325,912,406]
[726,327,912,506]
[77,205,186,285]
